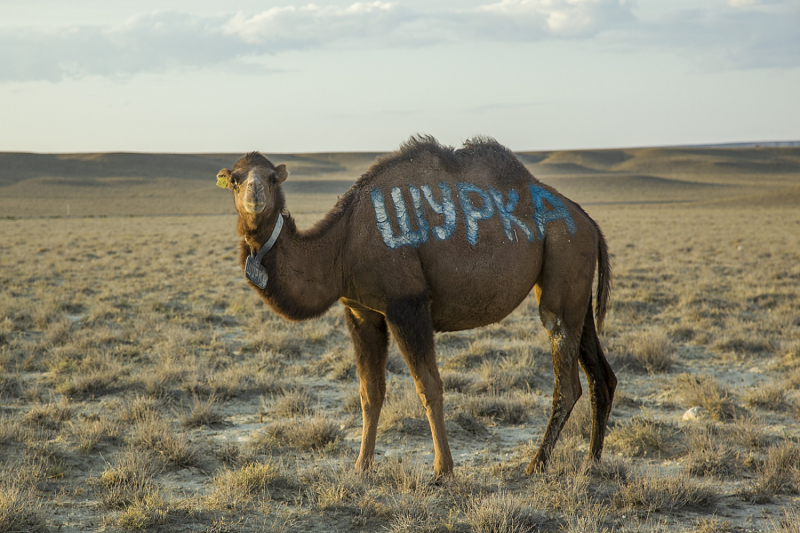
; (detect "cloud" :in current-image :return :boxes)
[0,0,797,82]
[630,1,800,70]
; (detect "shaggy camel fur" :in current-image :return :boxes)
[216,136,615,476]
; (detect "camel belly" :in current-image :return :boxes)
[421,243,542,332]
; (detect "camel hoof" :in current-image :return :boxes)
[430,470,454,486]
[525,454,547,475]
[354,459,373,473]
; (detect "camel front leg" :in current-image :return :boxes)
[385,297,454,477]
[344,306,389,472]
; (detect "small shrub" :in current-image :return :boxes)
[117,493,169,531]
[615,329,675,373]
[563,515,610,533]
[182,396,224,428]
[750,442,800,499]
[607,415,676,457]
[771,508,800,533]
[0,484,47,533]
[56,366,121,398]
[72,416,120,454]
[614,470,716,512]
[341,389,362,414]
[693,517,732,533]
[684,424,746,477]
[441,370,475,393]
[22,398,73,430]
[466,492,542,533]
[128,414,201,467]
[121,394,161,423]
[264,388,314,418]
[371,457,430,494]
[255,416,344,451]
[445,338,508,370]
[463,393,531,425]
[99,450,163,509]
[379,384,425,433]
[0,374,23,399]
[729,415,770,451]
[743,383,788,411]
[674,374,739,420]
[208,462,286,510]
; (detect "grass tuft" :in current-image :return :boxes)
[466,492,542,533]
[208,462,287,510]
[674,374,739,420]
[99,449,163,510]
[128,414,201,467]
[0,484,47,533]
[254,416,344,451]
[614,469,716,512]
[182,395,224,428]
[750,442,800,500]
[607,414,677,458]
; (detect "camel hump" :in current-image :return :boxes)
[362,135,529,185]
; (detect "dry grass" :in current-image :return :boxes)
[683,424,751,478]
[1,147,799,531]
[182,395,224,428]
[0,484,46,533]
[607,414,678,458]
[208,462,289,510]
[750,442,800,500]
[253,416,344,451]
[99,449,164,509]
[128,414,202,467]
[673,373,739,420]
[771,508,800,533]
[466,492,543,533]
[612,328,675,373]
[613,469,716,512]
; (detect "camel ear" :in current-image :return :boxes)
[216,169,232,189]
[275,164,289,185]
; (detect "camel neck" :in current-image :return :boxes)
[245,214,283,260]
[244,209,346,321]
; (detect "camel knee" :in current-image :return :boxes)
[539,308,562,334]
[413,371,444,412]
[360,387,385,413]
[557,379,581,415]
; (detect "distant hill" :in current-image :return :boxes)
[1,145,798,218]
[683,141,800,148]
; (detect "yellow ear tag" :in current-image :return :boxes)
[216,176,227,189]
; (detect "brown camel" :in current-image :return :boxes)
[216,136,615,477]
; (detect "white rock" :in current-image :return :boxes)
[682,406,704,421]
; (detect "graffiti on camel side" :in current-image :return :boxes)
[370,182,577,249]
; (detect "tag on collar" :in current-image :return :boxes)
[245,255,269,289]
[244,215,283,290]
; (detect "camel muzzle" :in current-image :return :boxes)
[242,174,267,214]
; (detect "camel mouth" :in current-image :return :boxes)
[243,201,266,214]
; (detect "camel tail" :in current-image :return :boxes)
[594,224,611,334]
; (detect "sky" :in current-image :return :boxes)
[1,0,798,153]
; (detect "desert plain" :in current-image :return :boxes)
[1,144,799,532]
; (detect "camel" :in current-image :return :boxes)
[216,136,615,477]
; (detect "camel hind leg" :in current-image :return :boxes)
[344,306,389,472]
[526,305,583,474]
[577,299,616,461]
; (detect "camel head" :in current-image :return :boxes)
[216,152,289,221]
